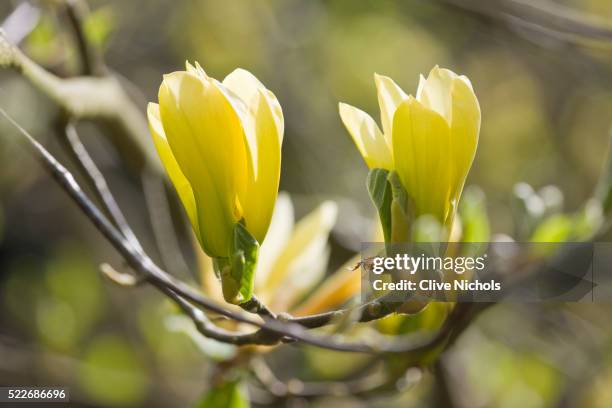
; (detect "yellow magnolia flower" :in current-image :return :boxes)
[339,66,480,228]
[148,62,283,258]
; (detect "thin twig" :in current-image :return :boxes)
[142,172,193,279]
[62,0,105,76]
[240,296,277,319]
[289,291,402,328]
[251,357,395,398]
[161,287,279,346]
[100,263,144,287]
[61,122,144,253]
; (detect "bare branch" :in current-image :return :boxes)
[62,0,105,76]
[0,29,160,173]
[240,296,277,319]
[438,0,612,44]
[61,122,144,253]
[100,263,144,287]
[251,357,397,398]
[289,292,402,328]
[160,286,279,346]
[142,172,193,279]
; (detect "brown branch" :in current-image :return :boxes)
[61,122,144,253]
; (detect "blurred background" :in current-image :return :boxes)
[1,0,612,407]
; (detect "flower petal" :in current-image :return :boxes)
[416,66,454,124]
[374,73,408,138]
[254,192,294,290]
[223,68,284,243]
[147,102,200,240]
[339,102,392,169]
[392,96,453,224]
[291,255,361,316]
[158,71,248,257]
[260,201,338,310]
[448,75,480,205]
[223,68,284,140]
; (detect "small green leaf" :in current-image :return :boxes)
[194,380,249,408]
[231,223,259,304]
[214,223,259,304]
[387,171,411,243]
[367,168,392,242]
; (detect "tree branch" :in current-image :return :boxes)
[61,122,143,253]
[251,357,397,398]
[438,0,612,44]
[0,29,160,173]
[62,0,105,76]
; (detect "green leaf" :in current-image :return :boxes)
[387,171,411,243]
[231,223,259,304]
[214,223,259,304]
[194,380,249,408]
[367,168,392,242]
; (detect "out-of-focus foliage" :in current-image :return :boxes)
[78,335,148,407]
[195,380,250,408]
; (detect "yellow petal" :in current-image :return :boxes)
[158,71,248,257]
[339,102,392,169]
[448,75,480,206]
[223,69,284,244]
[392,96,453,225]
[260,201,338,307]
[147,102,200,241]
[185,60,208,79]
[415,67,480,226]
[416,66,453,123]
[374,73,408,139]
[291,255,361,316]
[254,192,294,290]
[223,68,284,139]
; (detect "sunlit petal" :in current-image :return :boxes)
[392,96,453,224]
[147,102,199,241]
[374,73,408,138]
[158,71,248,257]
[339,102,392,169]
[260,201,338,308]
